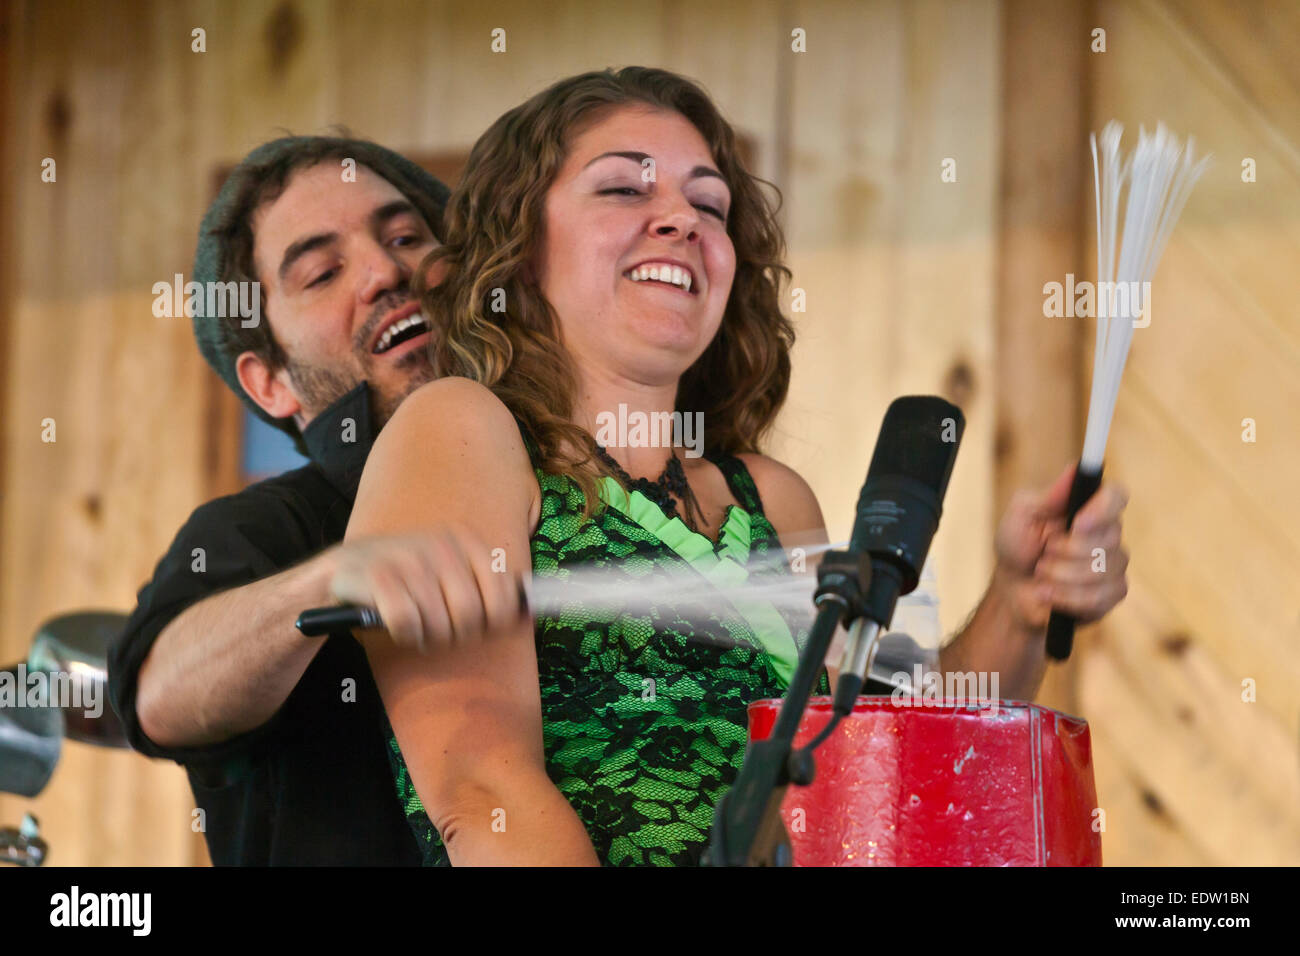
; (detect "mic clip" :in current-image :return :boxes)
[813,550,873,627]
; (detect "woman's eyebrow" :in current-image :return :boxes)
[583,150,728,186]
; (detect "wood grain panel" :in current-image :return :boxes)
[1084,0,1300,866]
[996,0,1091,714]
[0,0,223,866]
[1090,720,1214,866]
[1109,575,1300,844]
[1158,0,1300,155]
[778,0,1001,644]
[1083,629,1300,864]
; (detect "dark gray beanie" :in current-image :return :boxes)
[192,136,450,443]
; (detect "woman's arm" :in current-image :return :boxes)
[344,376,598,866]
[736,454,846,678]
[743,455,1129,701]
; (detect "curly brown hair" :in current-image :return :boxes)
[418,67,793,515]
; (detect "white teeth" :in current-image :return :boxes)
[624,263,695,293]
[375,312,429,353]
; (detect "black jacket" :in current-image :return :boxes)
[108,383,421,865]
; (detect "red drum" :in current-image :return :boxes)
[747,697,1101,866]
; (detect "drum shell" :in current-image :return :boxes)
[747,696,1102,866]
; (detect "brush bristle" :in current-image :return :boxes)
[1081,122,1210,468]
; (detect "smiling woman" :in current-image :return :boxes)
[340,67,830,867]
[534,105,737,395]
[419,68,794,521]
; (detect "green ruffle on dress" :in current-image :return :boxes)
[385,454,830,866]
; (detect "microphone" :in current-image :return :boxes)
[831,396,963,709]
[707,395,964,864]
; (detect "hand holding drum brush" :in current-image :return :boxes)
[299,528,529,647]
[1047,121,1209,659]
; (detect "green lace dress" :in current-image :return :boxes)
[386,454,830,866]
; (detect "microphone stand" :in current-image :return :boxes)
[704,550,873,867]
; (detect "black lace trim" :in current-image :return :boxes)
[593,444,706,533]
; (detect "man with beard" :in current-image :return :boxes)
[107,136,523,865]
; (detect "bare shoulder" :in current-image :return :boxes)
[734,452,827,543]
[373,376,531,476]
[355,376,539,534]
[385,376,520,448]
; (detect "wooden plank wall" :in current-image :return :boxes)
[1077,0,1300,865]
[0,0,1294,866]
[996,0,1091,715]
[775,0,1000,643]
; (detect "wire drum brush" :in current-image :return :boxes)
[1046,122,1210,661]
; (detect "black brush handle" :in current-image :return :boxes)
[294,582,530,638]
[295,605,382,636]
[1044,461,1104,661]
